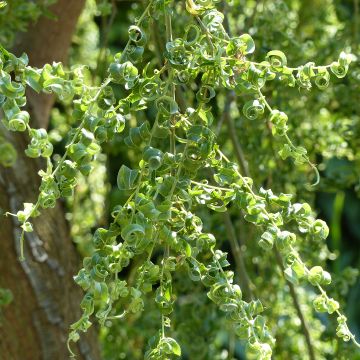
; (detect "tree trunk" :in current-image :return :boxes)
[0,1,101,359]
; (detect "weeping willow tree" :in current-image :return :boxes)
[0,0,359,359]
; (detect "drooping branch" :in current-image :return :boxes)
[0,1,101,359]
[224,87,317,360]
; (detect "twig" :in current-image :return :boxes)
[354,0,359,46]
[222,91,250,177]
[274,248,317,360]
[95,0,118,76]
[223,211,255,301]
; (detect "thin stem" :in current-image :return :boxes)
[160,244,169,339]
[18,77,111,261]
[168,142,188,198]
[223,211,254,301]
[165,9,173,42]
[354,0,359,46]
[165,11,176,159]
[222,56,334,72]
[106,232,159,322]
[53,78,112,177]
[222,91,250,177]
[190,180,232,192]
[215,88,254,301]
[95,0,118,77]
[258,89,320,186]
[210,248,259,341]
[119,0,153,61]
[274,248,317,360]
[195,15,215,51]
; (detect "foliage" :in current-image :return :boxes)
[1,0,360,359]
[0,0,55,45]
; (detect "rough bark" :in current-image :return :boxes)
[0,1,101,359]
[14,0,86,128]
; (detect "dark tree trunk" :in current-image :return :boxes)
[0,1,101,359]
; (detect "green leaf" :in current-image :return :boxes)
[330,61,348,78]
[284,267,298,285]
[278,144,292,160]
[265,50,287,69]
[161,337,181,356]
[226,34,255,56]
[243,99,264,120]
[117,165,139,190]
[258,231,274,250]
[155,96,178,115]
[24,68,42,93]
[314,67,330,90]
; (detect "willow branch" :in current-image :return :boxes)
[219,9,317,356]
[227,89,317,360]
[215,88,254,300]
